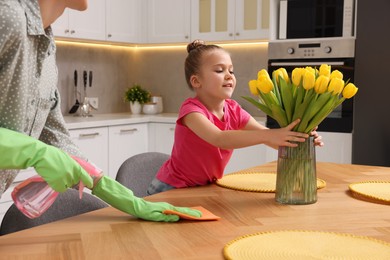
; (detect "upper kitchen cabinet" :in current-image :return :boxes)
[191,0,270,42]
[52,0,106,41]
[236,0,269,40]
[106,0,143,43]
[146,0,191,43]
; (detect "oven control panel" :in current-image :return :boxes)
[268,38,355,60]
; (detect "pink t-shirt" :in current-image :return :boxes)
[156,98,251,188]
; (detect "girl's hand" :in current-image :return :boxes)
[310,127,324,147]
[266,119,309,149]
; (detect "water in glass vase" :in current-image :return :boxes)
[276,136,317,205]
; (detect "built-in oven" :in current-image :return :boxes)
[267,38,355,133]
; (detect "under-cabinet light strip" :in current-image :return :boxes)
[55,40,268,51]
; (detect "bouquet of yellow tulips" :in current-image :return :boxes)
[244,64,358,133]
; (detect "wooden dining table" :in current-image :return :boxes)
[0,161,390,259]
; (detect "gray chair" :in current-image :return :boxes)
[115,152,169,197]
[0,188,108,235]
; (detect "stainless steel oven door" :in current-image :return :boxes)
[267,58,355,133]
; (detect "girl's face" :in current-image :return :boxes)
[191,49,236,101]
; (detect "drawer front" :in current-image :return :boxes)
[108,124,148,178]
[69,127,109,175]
[151,123,175,155]
[0,182,16,223]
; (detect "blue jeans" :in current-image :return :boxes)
[147,177,175,195]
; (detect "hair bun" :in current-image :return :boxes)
[187,39,206,53]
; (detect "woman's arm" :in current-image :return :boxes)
[38,0,88,29]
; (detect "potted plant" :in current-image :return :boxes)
[124,84,151,114]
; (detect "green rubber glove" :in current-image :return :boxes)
[0,127,93,192]
[92,176,202,222]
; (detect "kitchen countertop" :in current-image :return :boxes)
[64,113,179,129]
[64,113,267,129]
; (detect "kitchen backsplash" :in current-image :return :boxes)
[56,42,268,117]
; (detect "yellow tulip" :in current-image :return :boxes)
[248,80,259,95]
[305,66,316,75]
[278,68,290,83]
[342,83,358,99]
[272,69,283,84]
[319,64,331,77]
[257,75,274,94]
[244,65,358,134]
[257,69,270,80]
[292,67,305,86]
[314,75,329,94]
[330,70,343,80]
[328,78,344,95]
[302,70,315,90]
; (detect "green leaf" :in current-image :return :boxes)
[279,78,294,122]
[261,91,279,109]
[293,86,305,115]
[270,104,288,127]
[304,96,337,133]
[333,96,345,108]
[272,76,282,106]
[242,96,272,115]
[297,92,333,133]
[291,89,315,131]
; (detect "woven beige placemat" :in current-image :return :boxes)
[216,171,326,193]
[223,230,390,260]
[349,181,390,204]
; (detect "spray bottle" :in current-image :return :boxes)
[11,156,102,219]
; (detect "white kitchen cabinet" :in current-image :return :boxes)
[108,124,149,179]
[191,0,234,41]
[106,0,142,43]
[0,188,12,224]
[265,146,278,162]
[235,0,270,40]
[52,0,106,41]
[51,10,68,37]
[148,123,175,155]
[191,0,269,41]
[224,145,267,174]
[69,127,109,175]
[146,0,191,43]
[0,168,37,223]
[316,132,352,164]
[52,0,269,44]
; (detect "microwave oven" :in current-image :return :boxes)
[278,0,355,40]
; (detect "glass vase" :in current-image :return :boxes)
[275,136,317,205]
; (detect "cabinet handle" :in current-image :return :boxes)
[70,30,75,34]
[107,34,112,38]
[120,128,138,133]
[64,29,69,33]
[79,132,100,138]
[169,127,175,131]
[229,33,233,37]
[235,32,240,36]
